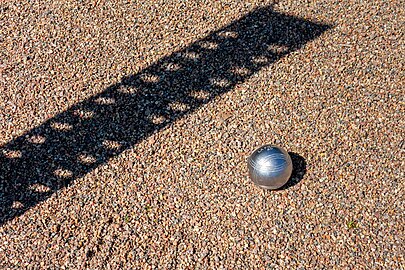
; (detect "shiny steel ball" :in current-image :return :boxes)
[248,145,293,190]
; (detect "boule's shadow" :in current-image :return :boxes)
[276,152,307,190]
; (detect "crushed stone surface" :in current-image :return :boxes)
[0,0,404,268]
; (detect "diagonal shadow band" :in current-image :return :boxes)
[0,6,330,225]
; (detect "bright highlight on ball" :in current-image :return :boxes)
[248,145,292,190]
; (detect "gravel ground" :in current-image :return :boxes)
[0,0,404,269]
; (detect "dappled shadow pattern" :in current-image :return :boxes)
[0,6,330,225]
